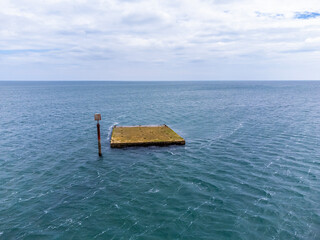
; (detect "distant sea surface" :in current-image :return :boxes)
[1,81,320,240]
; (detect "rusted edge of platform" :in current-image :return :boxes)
[110,140,185,148]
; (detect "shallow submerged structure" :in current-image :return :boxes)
[110,125,185,148]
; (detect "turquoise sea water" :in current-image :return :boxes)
[0,81,320,239]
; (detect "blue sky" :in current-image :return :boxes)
[1,0,320,80]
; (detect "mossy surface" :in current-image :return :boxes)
[110,125,185,148]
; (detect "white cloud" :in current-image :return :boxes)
[1,0,320,80]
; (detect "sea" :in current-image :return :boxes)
[0,81,320,239]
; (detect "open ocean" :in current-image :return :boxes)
[0,81,320,239]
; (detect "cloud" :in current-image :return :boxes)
[121,13,163,25]
[1,0,320,80]
[0,49,57,54]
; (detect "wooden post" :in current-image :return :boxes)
[95,114,102,156]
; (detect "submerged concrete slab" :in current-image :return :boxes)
[110,125,185,148]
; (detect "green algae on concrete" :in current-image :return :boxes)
[110,125,185,148]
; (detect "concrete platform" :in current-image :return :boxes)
[110,125,185,148]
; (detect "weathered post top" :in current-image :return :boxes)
[94,113,101,122]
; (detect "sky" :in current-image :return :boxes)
[1,0,320,80]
